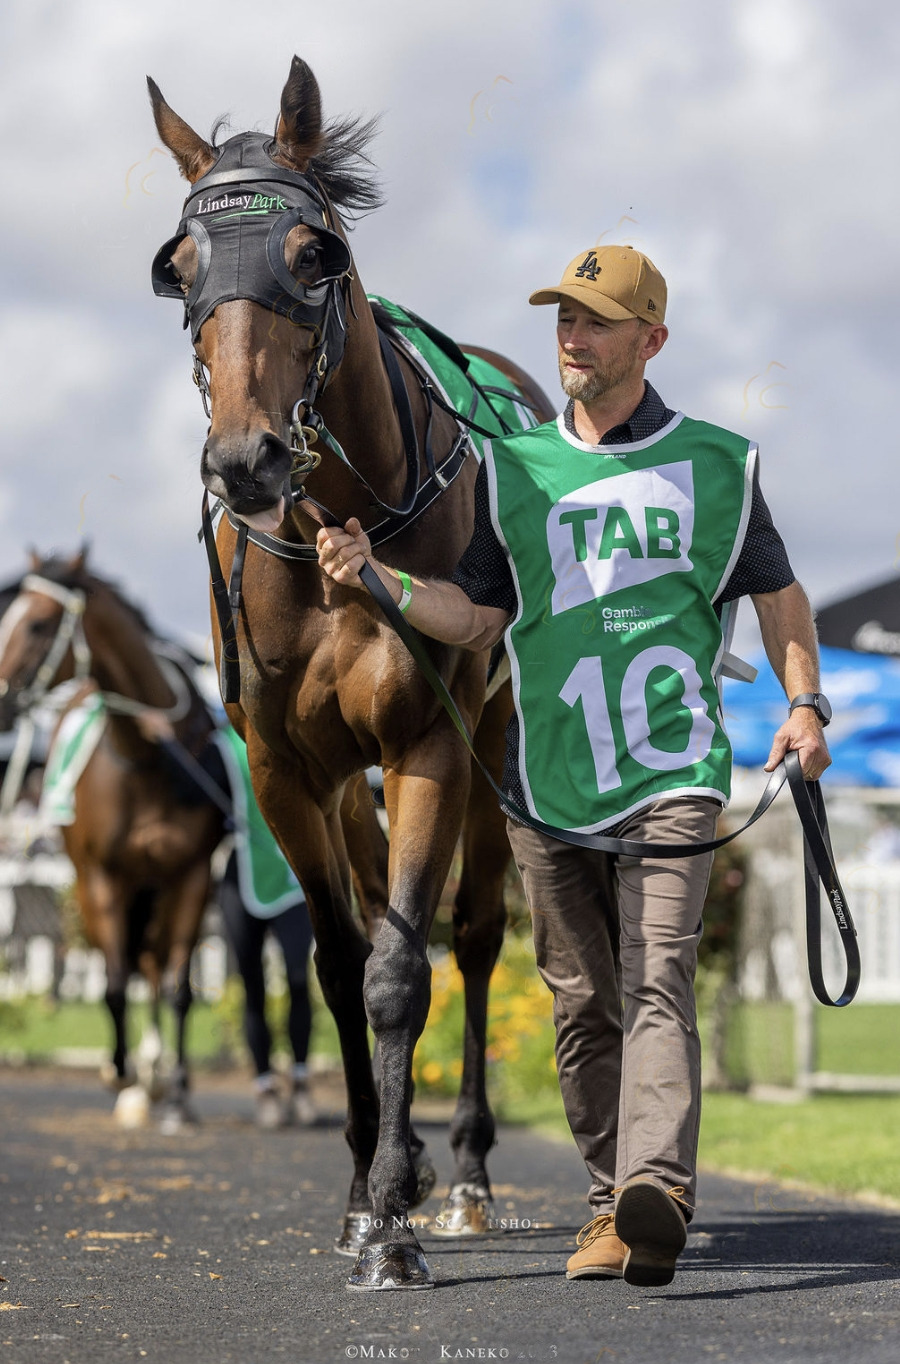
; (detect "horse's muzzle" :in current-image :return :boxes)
[200,431,291,518]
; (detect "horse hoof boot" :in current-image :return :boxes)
[409,1150,437,1209]
[100,1061,136,1093]
[334,1212,371,1257]
[144,1075,170,1106]
[158,1102,198,1136]
[431,1184,497,1237]
[255,1087,284,1130]
[346,1241,434,1291]
[113,1085,150,1129]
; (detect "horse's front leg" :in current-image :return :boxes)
[247,749,381,1256]
[350,733,471,1291]
[76,867,133,1091]
[152,861,210,1132]
[340,772,389,940]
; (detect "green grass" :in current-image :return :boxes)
[817,1003,900,1075]
[0,995,233,1064]
[495,1085,900,1204]
[698,1092,900,1203]
[713,1001,900,1087]
[0,987,341,1070]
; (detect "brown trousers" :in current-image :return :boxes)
[506,795,721,1215]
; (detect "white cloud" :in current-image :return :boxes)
[0,305,120,439]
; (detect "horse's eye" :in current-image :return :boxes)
[170,239,198,291]
[28,619,53,639]
[297,245,320,271]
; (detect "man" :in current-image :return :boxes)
[316,245,831,1287]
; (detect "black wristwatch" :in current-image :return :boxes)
[789,692,832,726]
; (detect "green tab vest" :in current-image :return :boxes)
[485,413,756,831]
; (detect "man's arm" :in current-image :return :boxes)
[316,518,510,651]
[752,580,831,780]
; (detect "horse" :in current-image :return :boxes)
[0,550,226,1129]
[148,56,554,1288]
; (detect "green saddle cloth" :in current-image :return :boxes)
[214,726,304,918]
[39,693,108,826]
[368,295,540,453]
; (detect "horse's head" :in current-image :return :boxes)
[0,550,90,730]
[150,58,379,530]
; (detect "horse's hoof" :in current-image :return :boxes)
[346,1241,434,1291]
[157,1103,198,1136]
[431,1184,497,1237]
[144,1075,170,1105]
[100,1061,136,1093]
[409,1150,437,1209]
[113,1085,150,1129]
[334,1212,371,1257]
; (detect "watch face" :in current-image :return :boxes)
[791,693,832,724]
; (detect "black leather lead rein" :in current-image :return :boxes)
[357,560,860,1009]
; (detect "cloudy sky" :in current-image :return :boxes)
[1,0,897,657]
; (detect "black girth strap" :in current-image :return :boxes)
[356,558,860,1008]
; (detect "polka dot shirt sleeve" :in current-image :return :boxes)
[717,467,796,603]
[451,461,517,614]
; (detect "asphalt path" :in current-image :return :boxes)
[0,1068,897,1364]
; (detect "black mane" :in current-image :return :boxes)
[310,113,384,221]
[33,556,157,639]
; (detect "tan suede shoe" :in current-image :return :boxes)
[614,1180,689,1287]
[565,1213,626,1279]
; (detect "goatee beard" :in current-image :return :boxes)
[559,359,606,403]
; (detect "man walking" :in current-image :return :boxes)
[316,245,831,1286]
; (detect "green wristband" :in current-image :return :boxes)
[396,570,413,614]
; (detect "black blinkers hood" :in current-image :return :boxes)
[151,133,352,359]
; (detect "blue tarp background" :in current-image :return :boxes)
[722,645,900,787]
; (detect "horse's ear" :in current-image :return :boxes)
[147,76,217,183]
[26,548,41,572]
[70,542,90,576]
[274,56,324,171]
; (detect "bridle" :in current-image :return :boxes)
[4,573,190,719]
[0,574,92,814]
[0,574,195,814]
[8,575,91,709]
[153,131,355,498]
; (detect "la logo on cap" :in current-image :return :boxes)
[574,251,600,281]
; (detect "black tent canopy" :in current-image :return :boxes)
[815,573,900,655]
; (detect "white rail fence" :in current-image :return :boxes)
[0,853,229,1005]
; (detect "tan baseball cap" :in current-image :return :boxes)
[529,245,667,324]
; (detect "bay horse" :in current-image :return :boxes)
[149,57,554,1288]
[0,550,226,1128]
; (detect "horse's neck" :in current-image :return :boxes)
[83,587,175,710]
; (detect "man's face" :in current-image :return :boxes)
[556,299,648,403]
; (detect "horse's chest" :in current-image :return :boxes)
[243,630,422,769]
